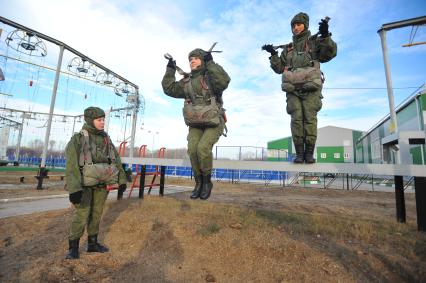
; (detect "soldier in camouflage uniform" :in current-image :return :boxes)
[65,107,127,259]
[162,48,230,200]
[263,12,337,163]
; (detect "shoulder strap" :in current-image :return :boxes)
[203,71,224,106]
[306,37,318,62]
[79,129,116,165]
[183,78,196,102]
[79,129,93,166]
[107,136,116,162]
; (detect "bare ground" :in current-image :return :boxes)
[0,176,425,282]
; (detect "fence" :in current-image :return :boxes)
[215,146,294,162]
[7,155,66,167]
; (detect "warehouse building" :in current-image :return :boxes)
[267,126,363,163]
[267,86,426,165]
[356,87,426,165]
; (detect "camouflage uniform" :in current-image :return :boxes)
[268,12,337,162]
[65,107,127,259]
[162,48,230,199]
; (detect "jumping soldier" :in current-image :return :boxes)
[263,12,337,163]
[65,107,127,259]
[162,47,230,200]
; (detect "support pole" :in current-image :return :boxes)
[394,176,406,223]
[139,165,146,199]
[346,173,349,190]
[414,177,426,231]
[129,104,138,163]
[71,116,76,135]
[38,45,64,189]
[104,108,111,132]
[379,30,400,163]
[15,115,24,162]
[159,165,165,196]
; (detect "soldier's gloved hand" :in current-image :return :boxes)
[117,184,126,200]
[262,44,277,56]
[319,19,330,37]
[167,58,176,70]
[69,191,82,205]
[118,184,127,193]
[204,52,213,63]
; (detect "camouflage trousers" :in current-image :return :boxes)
[69,186,108,240]
[187,123,223,177]
[286,92,322,145]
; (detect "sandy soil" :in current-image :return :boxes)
[0,176,425,282]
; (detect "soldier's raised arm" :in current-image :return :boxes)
[204,52,230,94]
[262,44,287,74]
[315,19,337,63]
[161,58,186,99]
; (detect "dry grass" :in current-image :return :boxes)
[1,175,425,282]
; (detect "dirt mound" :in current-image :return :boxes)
[1,184,425,282]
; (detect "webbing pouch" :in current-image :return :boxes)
[182,97,220,127]
[281,62,322,93]
[81,163,119,187]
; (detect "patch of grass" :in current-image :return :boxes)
[255,209,312,235]
[253,208,421,250]
[179,200,191,212]
[197,221,220,236]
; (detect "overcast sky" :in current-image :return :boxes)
[1,0,425,151]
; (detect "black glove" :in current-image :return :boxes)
[117,184,126,200]
[204,52,213,63]
[319,19,330,37]
[167,58,176,69]
[118,184,127,193]
[262,44,277,56]
[69,191,82,205]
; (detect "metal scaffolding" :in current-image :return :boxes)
[0,15,142,188]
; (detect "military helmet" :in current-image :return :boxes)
[291,12,309,30]
[84,106,105,126]
[188,48,206,61]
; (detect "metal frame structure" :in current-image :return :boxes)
[378,16,426,163]
[0,116,22,161]
[0,16,141,187]
[0,106,134,162]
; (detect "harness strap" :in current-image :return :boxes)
[287,39,316,70]
[183,73,228,136]
[183,78,197,102]
[79,129,115,166]
[106,136,116,162]
[79,129,93,166]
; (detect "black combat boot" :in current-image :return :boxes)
[190,175,202,199]
[200,174,213,200]
[304,144,316,164]
[294,144,304,164]
[87,234,109,253]
[65,239,80,259]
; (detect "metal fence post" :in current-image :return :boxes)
[159,166,165,196]
[414,177,426,231]
[394,176,406,223]
[139,165,146,199]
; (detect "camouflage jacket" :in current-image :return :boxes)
[270,30,337,74]
[161,61,230,107]
[65,125,127,194]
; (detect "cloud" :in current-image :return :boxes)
[1,0,425,151]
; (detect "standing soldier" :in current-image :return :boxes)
[162,47,230,200]
[65,107,127,259]
[263,12,337,163]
